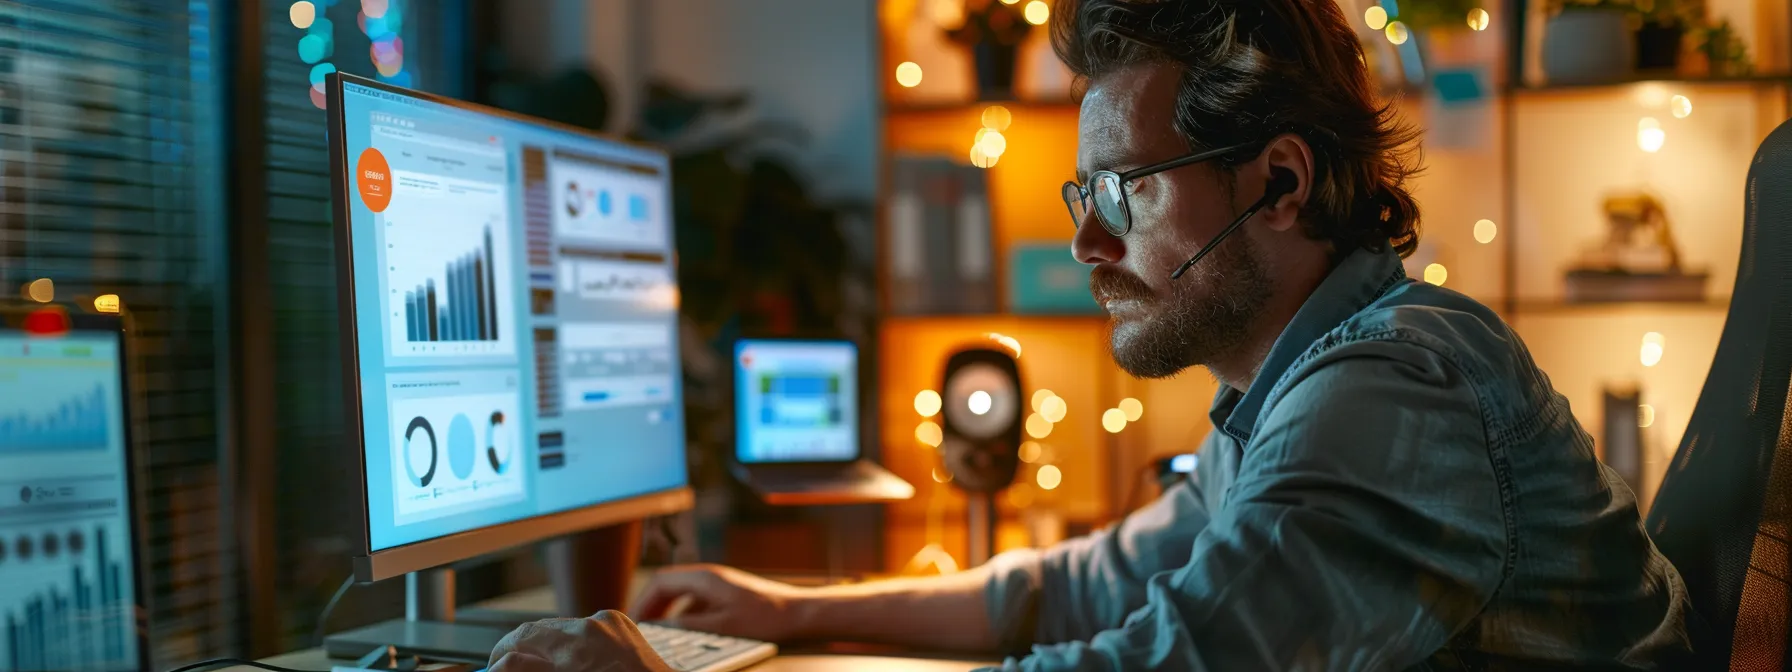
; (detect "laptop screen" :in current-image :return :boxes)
[0,314,143,672]
[733,339,859,464]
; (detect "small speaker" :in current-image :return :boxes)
[938,345,1024,494]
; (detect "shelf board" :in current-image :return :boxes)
[1506,298,1732,315]
[887,97,1079,114]
[1506,73,1792,97]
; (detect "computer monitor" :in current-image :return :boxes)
[0,304,148,672]
[733,339,860,464]
[327,73,692,583]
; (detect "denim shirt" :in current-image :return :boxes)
[979,246,1692,671]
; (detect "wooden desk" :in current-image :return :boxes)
[243,646,996,671]
[236,583,998,671]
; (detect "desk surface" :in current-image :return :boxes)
[235,583,998,671]
[246,648,996,671]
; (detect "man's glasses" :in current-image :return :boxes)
[1061,143,1250,237]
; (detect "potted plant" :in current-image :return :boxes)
[941,0,1036,100]
[1540,0,1710,82]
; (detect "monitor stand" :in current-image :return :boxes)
[322,520,645,665]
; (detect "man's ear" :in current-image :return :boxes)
[1257,133,1314,233]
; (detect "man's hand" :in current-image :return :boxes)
[487,611,673,672]
[627,564,805,642]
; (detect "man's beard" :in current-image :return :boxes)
[1090,235,1273,379]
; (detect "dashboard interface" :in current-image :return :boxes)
[733,339,859,463]
[338,81,686,552]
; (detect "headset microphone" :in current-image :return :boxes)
[1170,167,1299,280]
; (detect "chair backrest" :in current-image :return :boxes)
[1646,117,1792,671]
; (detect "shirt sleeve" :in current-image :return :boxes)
[982,432,1226,653]
[984,340,1510,671]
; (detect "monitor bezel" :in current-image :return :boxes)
[729,336,868,467]
[0,301,152,672]
[325,72,693,583]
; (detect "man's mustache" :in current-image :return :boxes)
[1090,266,1153,303]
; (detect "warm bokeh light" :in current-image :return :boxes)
[916,420,943,447]
[1118,397,1143,422]
[1467,8,1490,31]
[1670,95,1693,119]
[915,389,942,417]
[25,278,53,303]
[970,145,999,169]
[1424,263,1448,286]
[290,1,316,29]
[981,105,1013,131]
[1474,218,1498,244]
[1026,413,1053,439]
[932,467,953,483]
[895,61,923,88]
[363,0,389,19]
[1638,117,1665,153]
[1641,332,1665,367]
[1024,0,1049,25]
[1036,464,1063,490]
[1031,389,1054,412]
[968,390,993,415]
[1638,404,1656,428]
[977,129,1007,157]
[1101,408,1127,433]
[1018,441,1043,464]
[1040,395,1067,423]
[1364,6,1387,29]
[1385,21,1409,45]
[93,294,120,313]
[1001,0,1020,4]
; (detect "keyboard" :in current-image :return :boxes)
[637,622,777,672]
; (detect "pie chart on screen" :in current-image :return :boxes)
[448,413,477,480]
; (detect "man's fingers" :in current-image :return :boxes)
[487,651,554,672]
[627,568,715,619]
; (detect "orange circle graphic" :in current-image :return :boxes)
[356,147,393,213]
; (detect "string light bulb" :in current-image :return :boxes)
[1474,218,1498,244]
[1024,0,1049,25]
[1385,21,1410,45]
[1641,332,1665,367]
[915,389,942,417]
[895,62,923,88]
[1638,117,1665,153]
[977,129,1007,157]
[1424,263,1448,286]
[1118,398,1143,422]
[1467,8,1490,31]
[1031,389,1055,412]
[982,105,1013,131]
[1101,408,1127,433]
[1670,95,1692,118]
[968,390,993,415]
[1040,395,1068,423]
[916,420,943,447]
[290,1,317,29]
[24,278,53,303]
[1365,6,1388,29]
[1638,404,1656,428]
[1018,441,1043,463]
[1026,413,1053,439]
[1036,465,1063,490]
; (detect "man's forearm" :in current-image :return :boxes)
[785,565,1001,652]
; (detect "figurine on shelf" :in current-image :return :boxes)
[1564,191,1709,302]
[939,0,1035,100]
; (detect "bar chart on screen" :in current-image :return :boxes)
[0,479,138,672]
[384,169,517,359]
[0,351,118,456]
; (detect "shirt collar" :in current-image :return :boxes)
[1208,245,1410,442]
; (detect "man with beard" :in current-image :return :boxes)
[486,0,1694,670]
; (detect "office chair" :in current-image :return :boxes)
[1645,117,1792,671]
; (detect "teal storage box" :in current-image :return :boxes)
[1008,243,1100,314]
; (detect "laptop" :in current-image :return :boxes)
[0,302,150,672]
[728,338,914,505]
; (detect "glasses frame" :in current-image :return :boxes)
[1062,142,1252,237]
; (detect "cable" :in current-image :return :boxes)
[163,658,325,672]
[313,574,356,648]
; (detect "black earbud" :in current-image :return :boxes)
[1170,167,1300,280]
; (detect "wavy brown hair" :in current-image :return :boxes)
[1051,0,1424,257]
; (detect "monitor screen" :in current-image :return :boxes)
[0,324,143,672]
[337,81,686,553]
[733,339,859,463]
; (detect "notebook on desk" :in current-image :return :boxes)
[728,339,913,505]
